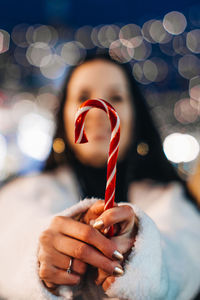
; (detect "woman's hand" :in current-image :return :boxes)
[38,214,124,292]
[82,200,138,291]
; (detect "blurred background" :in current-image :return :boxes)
[0,0,200,184]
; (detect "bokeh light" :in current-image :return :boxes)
[119,24,143,48]
[186,29,200,54]
[60,41,86,65]
[163,11,187,35]
[17,113,54,161]
[142,19,157,43]
[132,62,151,84]
[137,142,149,156]
[0,134,7,170]
[0,29,10,53]
[163,133,199,163]
[109,39,134,63]
[40,54,66,79]
[189,76,200,113]
[91,25,104,48]
[98,25,120,48]
[178,54,200,79]
[149,20,172,43]
[143,57,168,82]
[36,93,59,112]
[26,42,52,67]
[11,98,36,123]
[131,40,152,61]
[174,98,198,124]
[53,138,65,154]
[11,24,29,48]
[32,25,58,46]
[172,33,190,55]
[75,25,95,49]
[189,76,200,102]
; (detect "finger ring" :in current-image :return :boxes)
[66,257,73,274]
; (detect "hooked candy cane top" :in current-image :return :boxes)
[75,98,120,211]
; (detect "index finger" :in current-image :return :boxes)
[83,200,117,225]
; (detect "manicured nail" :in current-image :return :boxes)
[113,266,124,276]
[112,250,124,261]
[89,219,95,226]
[93,219,104,229]
[104,227,110,234]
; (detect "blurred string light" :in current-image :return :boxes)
[163,11,187,35]
[159,39,176,56]
[109,39,134,63]
[14,47,30,66]
[32,25,58,46]
[26,42,52,67]
[142,20,157,43]
[132,61,150,84]
[119,24,143,48]
[59,41,86,65]
[163,133,199,163]
[189,76,200,113]
[131,40,152,61]
[40,54,66,79]
[132,57,168,84]
[174,98,198,124]
[75,25,95,49]
[149,20,172,43]
[12,24,59,47]
[36,93,59,112]
[11,24,29,47]
[98,24,120,48]
[11,99,36,123]
[189,76,200,102]
[0,108,15,133]
[172,33,190,55]
[186,29,200,54]
[17,113,54,161]
[0,134,7,170]
[91,25,105,48]
[0,29,10,53]
[178,54,200,79]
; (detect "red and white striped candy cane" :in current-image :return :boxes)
[75,98,120,236]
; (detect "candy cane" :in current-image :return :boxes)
[75,98,120,236]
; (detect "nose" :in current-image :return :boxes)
[85,107,110,130]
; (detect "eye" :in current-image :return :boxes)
[109,95,123,103]
[78,94,90,103]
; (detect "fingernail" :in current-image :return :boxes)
[113,266,124,276]
[93,219,104,229]
[112,250,124,261]
[89,219,95,226]
[104,227,110,234]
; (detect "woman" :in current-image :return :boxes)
[0,53,199,300]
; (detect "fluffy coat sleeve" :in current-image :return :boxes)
[0,175,97,300]
[106,184,200,300]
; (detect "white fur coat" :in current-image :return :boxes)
[0,167,199,300]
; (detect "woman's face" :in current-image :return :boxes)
[64,59,134,167]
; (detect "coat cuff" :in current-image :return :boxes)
[106,204,168,300]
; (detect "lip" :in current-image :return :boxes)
[92,135,108,141]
